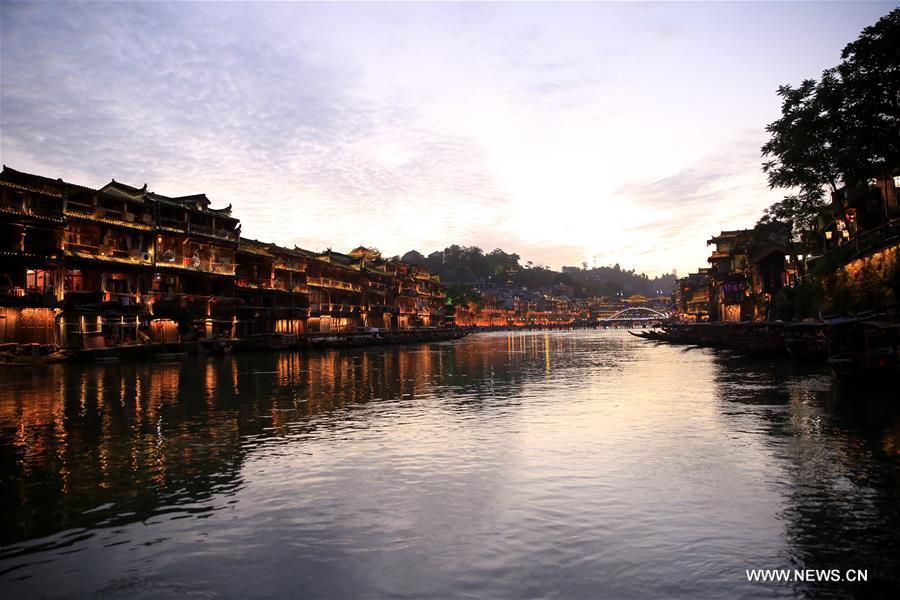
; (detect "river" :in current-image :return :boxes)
[1,331,898,599]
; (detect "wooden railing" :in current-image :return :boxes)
[66,242,153,264]
[158,217,239,241]
[0,198,63,219]
[311,303,364,313]
[237,280,307,293]
[846,217,900,256]
[0,289,59,307]
[180,259,235,275]
[101,291,150,305]
[274,261,306,272]
[157,253,235,275]
[307,277,363,292]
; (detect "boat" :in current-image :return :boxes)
[630,321,788,356]
[627,330,661,341]
[826,317,900,383]
[210,337,233,354]
[784,321,828,359]
[731,321,787,356]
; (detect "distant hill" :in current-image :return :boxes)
[396,245,674,297]
[562,265,676,298]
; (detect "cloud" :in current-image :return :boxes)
[602,133,783,273]
[1,2,511,253]
[2,1,891,275]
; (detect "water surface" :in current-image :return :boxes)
[1,331,898,598]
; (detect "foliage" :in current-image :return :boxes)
[837,8,900,182]
[444,283,482,309]
[756,189,828,248]
[400,250,427,267]
[759,8,900,243]
[761,76,843,194]
[404,244,673,298]
[821,244,900,313]
[774,281,824,321]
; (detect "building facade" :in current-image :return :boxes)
[0,167,451,350]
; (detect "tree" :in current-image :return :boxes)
[426,251,443,274]
[756,188,827,246]
[837,8,900,183]
[401,250,426,266]
[759,8,900,244]
[761,76,843,195]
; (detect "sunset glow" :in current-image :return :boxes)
[1,1,893,274]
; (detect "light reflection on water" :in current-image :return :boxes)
[0,331,898,599]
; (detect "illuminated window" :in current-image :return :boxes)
[26,269,50,292]
[64,269,85,291]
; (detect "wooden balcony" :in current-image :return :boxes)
[236,278,270,289]
[367,303,397,313]
[311,303,364,314]
[273,283,309,294]
[274,261,306,273]
[156,253,236,275]
[64,243,153,266]
[65,207,154,231]
[158,217,187,232]
[0,289,59,308]
[306,277,363,292]
[0,198,64,223]
[158,218,239,242]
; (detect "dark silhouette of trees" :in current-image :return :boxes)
[838,8,900,183]
[400,243,672,297]
[760,8,899,244]
[400,250,427,266]
[403,244,675,304]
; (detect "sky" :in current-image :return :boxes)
[1,1,896,276]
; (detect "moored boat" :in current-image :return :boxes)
[826,317,900,383]
[784,321,828,359]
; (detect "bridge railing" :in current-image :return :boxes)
[602,308,670,321]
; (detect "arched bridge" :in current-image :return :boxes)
[599,307,670,323]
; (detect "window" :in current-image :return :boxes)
[64,270,84,291]
[26,269,48,291]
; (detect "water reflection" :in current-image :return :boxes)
[711,352,900,598]
[0,332,897,598]
[1,334,554,550]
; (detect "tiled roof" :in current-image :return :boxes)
[65,210,153,231]
[238,237,275,257]
[103,180,238,220]
[64,250,152,267]
[0,249,62,260]
[0,206,65,223]
[2,166,99,194]
[0,179,64,198]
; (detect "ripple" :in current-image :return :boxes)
[0,331,898,598]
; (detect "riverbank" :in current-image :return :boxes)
[0,327,469,366]
[632,319,900,383]
[459,322,661,333]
